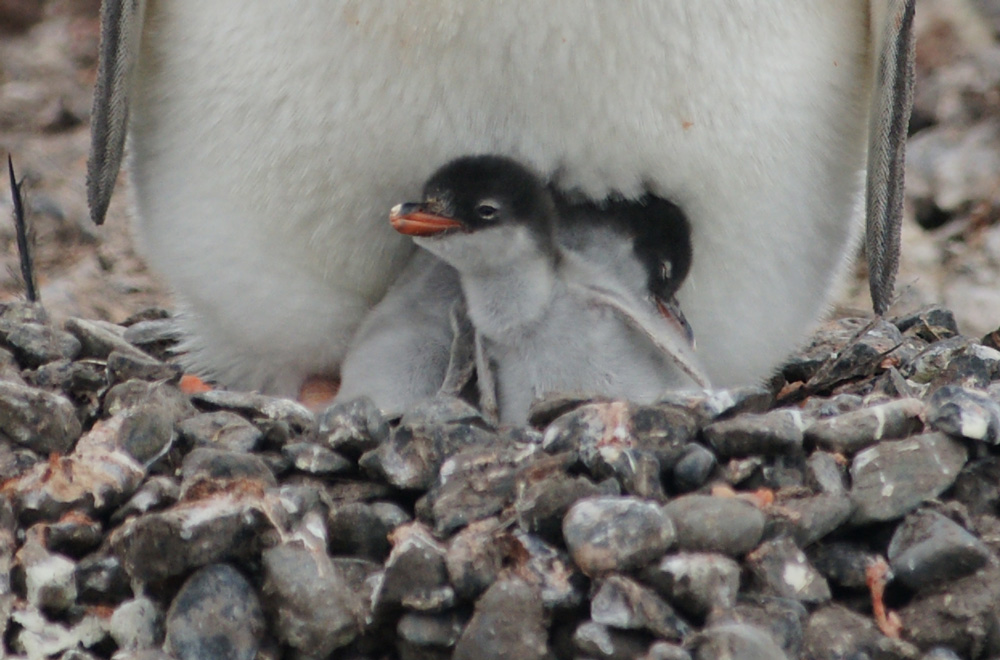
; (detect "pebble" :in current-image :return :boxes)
[281,441,351,476]
[591,574,691,641]
[745,537,831,604]
[804,451,848,495]
[261,540,364,656]
[423,446,523,535]
[769,493,855,547]
[640,552,741,618]
[397,610,465,653]
[887,509,993,591]
[110,596,164,651]
[805,398,925,454]
[0,379,82,454]
[315,396,390,457]
[849,432,969,524]
[75,553,132,604]
[46,511,103,556]
[641,642,693,660]
[20,534,77,611]
[689,624,790,660]
[563,496,675,575]
[514,457,613,543]
[165,564,265,660]
[0,319,81,368]
[191,389,314,435]
[663,495,765,557]
[328,500,410,561]
[803,605,909,660]
[445,517,506,601]
[672,444,717,492]
[179,447,276,498]
[703,409,806,458]
[708,596,807,658]
[453,577,548,660]
[106,348,182,385]
[572,620,651,660]
[177,411,263,453]
[372,522,455,612]
[926,384,1000,443]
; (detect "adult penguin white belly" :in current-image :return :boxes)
[89,2,914,396]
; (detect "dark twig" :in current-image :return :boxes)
[8,154,39,303]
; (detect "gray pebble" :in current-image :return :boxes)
[769,494,854,547]
[362,421,497,491]
[0,320,81,368]
[663,495,764,557]
[707,596,807,658]
[316,396,389,457]
[424,446,522,535]
[281,442,351,476]
[806,319,903,390]
[746,537,831,603]
[904,336,976,384]
[372,522,454,612]
[191,389,314,435]
[110,476,179,524]
[0,380,82,454]
[64,317,150,362]
[672,444,717,493]
[165,564,264,660]
[177,411,263,453]
[572,620,651,660]
[804,451,848,496]
[400,395,489,426]
[179,447,276,498]
[900,565,1000,657]
[21,533,77,611]
[328,500,411,561]
[110,596,164,650]
[514,455,610,544]
[75,553,132,604]
[106,349,181,385]
[111,494,274,582]
[640,552,741,618]
[804,604,914,660]
[104,379,196,422]
[850,432,968,524]
[510,529,587,611]
[808,542,878,589]
[122,318,180,361]
[445,517,505,601]
[888,509,992,591]
[46,512,103,557]
[927,384,1000,443]
[640,642,693,660]
[894,306,960,342]
[591,574,690,641]
[703,409,807,458]
[261,541,364,656]
[690,624,790,660]
[397,610,465,651]
[805,398,925,454]
[454,577,548,660]
[118,404,177,466]
[563,496,675,575]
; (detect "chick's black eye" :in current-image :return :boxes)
[475,204,498,220]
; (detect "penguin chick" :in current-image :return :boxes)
[392,155,709,425]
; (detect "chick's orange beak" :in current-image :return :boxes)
[389,203,464,236]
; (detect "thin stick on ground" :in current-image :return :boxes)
[8,154,39,303]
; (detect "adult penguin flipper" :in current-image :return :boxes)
[866,0,916,315]
[87,0,146,226]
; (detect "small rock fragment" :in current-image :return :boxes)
[887,509,992,591]
[664,495,765,557]
[453,577,548,660]
[672,444,717,493]
[192,389,314,435]
[373,522,454,612]
[177,411,263,453]
[572,620,651,660]
[165,564,265,660]
[805,398,925,454]
[563,496,675,575]
[316,396,390,457]
[690,624,790,660]
[746,537,831,604]
[281,441,351,476]
[0,380,82,453]
[926,384,1000,443]
[703,409,807,458]
[261,540,364,656]
[110,596,164,651]
[445,518,506,601]
[850,433,968,524]
[327,500,410,561]
[591,574,690,641]
[640,553,741,618]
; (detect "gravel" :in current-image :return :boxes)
[2,299,1000,659]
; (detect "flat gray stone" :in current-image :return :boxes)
[664,495,765,557]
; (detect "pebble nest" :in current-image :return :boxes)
[3,301,1000,660]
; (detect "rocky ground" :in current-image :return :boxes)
[3,1,1000,660]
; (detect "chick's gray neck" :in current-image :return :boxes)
[459,253,559,341]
